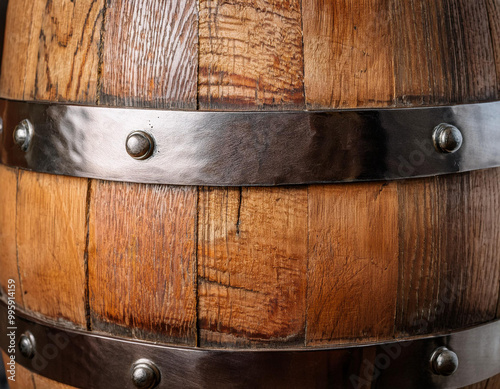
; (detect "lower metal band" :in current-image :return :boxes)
[0,99,499,185]
[1,300,499,388]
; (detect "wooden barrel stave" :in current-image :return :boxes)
[0,0,499,388]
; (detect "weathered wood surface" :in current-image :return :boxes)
[396,170,500,336]
[16,171,88,327]
[390,0,497,106]
[0,166,20,301]
[302,0,498,108]
[0,0,498,375]
[486,0,500,95]
[99,0,198,108]
[306,183,399,344]
[198,0,305,110]
[302,0,395,108]
[197,187,308,347]
[88,181,198,345]
[0,0,105,103]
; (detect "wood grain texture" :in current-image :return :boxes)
[449,0,498,102]
[302,0,498,109]
[391,0,497,106]
[306,182,399,344]
[396,169,500,336]
[302,0,395,108]
[100,0,198,108]
[0,0,105,103]
[485,373,500,388]
[88,181,198,345]
[390,0,453,106]
[198,0,305,110]
[197,187,308,347]
[0,165,21,303]
[0,0,33,100]
[16,171,88,327]
[486,0,500,95]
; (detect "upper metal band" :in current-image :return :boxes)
[1,299,499,389]
[0,99,499,186]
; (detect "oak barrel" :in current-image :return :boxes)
[0,0,499,388]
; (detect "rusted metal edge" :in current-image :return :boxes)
[0,299,499,388]
[0,99,499,186]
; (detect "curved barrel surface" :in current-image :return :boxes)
[0,0,499,388]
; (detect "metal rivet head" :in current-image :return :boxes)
[126,131,155,160]
[18,332,36,359]
[433,123,463,153]
[430,346,459,376]
[131,359,161,389]
[13,119,33,152]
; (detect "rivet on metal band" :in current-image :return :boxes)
[0,99,499,186]
[126,131,155,160]
[430,346,459,376]
[12,118,33,152]
[18,331,36,359]
[0,299,499,389]
[131,359,161,389]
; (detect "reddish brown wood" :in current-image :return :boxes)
[486,0,500,95]
[16,171,88,327]
[302,0,395,108]
[391,0,498,106]
[0,0,499,386]
[0,0,105,103]
[100,0,198,108]
[198,0,305,110]
[88,181,198,345]
[396,169,500,336]
[197,187,308,347]
[485,373,500,388]
[306,183,400,344]
[0,166,20,301]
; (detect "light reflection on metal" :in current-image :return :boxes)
[0,99,499,186]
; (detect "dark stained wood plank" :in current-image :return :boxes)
[485,373,500,388]
[0,166,21,302]
[450,0,498,102]
[486,0,500,95]
[0,0,105,103]
[390,0,454,105]
[88,181,198,345]
[197,187,308,347]
[306,182,399,345]
[302,0,395,109]
[16,171,88,327]
[100,0,198,108]
[396,168,500,336]
[198,0,305,110]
